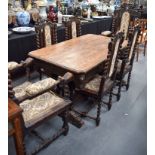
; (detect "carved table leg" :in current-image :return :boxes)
[13,116,25,155]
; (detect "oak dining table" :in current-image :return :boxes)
[28,34,111,128]
[28,34,110,88]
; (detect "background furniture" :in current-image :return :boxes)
[8,98,25,155]
[8,18,112,62]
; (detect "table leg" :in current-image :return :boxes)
[13,116,25,155]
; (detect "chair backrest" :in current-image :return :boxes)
[64,17,81,40]
[104,32,124,78]
[35,20,57,49]
[128,26,140,62]
[119,11,130,40]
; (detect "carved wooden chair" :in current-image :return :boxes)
[114,26,140,101]
[64,17,81,40]
[101,9,131,41]
[133,18,147,61]
[75,32,124,126]
[8,59,72,155]
[35,20,57,49]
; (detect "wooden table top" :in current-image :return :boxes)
[29,34,110,74]
[8,98,22,121]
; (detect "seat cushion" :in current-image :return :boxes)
[13,81,32,99]
[84,75,113,93]
[25,78,57,97]
[20,92,70,128]
[101,31,112,36]
[8,61,20,71]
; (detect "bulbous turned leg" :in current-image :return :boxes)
[126,71,131,91]
[62,111,69,136]
[96,101,101,126]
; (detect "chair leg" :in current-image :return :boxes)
[62,111,69,136]
[126,71,132,91]
[117,80,122,101]
[144,41,147,56]
[136,44,140,62]
[96,101,101,126]
[108,88,113,110]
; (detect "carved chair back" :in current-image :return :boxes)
[104,32,124,78]
[98,32,124,100]
[64,17,81,40]
[119,11,130,40]
[35,20,57,49]
[127,26,140,64]
[111,9,130,40]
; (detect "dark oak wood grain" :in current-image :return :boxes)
[29,34,110,74]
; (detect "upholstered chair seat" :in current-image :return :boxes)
[13,78,57,99]
[20,92,70,128]
[84,75,113,94]
[13,81,32,99]
[8,61,20,71]
[101,31,112,36]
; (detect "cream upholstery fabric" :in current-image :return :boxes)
[109,39,120,77]
[122,40,128,48]
[128,31,138,61]
[44,25,52,47]
[25,78,57,97]
[120,11,130,39]
[84,75,113,93]
[8,61,19,71]
[20,92,66,128]
[101,31,112,36]
[13,82,32,99]
[71,21,77,38]
[85,75,102,92]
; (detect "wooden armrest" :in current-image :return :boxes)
[20,57,34,68]
[58,72,74,84]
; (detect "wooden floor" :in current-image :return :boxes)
[9,52,147,155]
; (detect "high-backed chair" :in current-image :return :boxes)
[8,59,72,155]
[64,17,81,40]
[35,20,57,49]
[133,18,147,61]
[114,26,140,101]
[75,32,124,126]
[101,9,131,41]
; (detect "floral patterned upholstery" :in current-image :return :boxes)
[128,31,138,61]
[44,25,52,47]
[84,75,102,92]
[13,81,32,99]
[109,39,120,77]
[20,92,68,128]
[8,61,20,71]
[71,21,77,38]
[84,75,113,93]
[120,11,130,39]
[25,78,57,97]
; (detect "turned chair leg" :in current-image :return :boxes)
[96,101,101,126]
[144,41,147,56]
[136,44,140,62]
[117,80,122,101]
[126,71,132,91]
[62,111,69,136]
[108,88,113,110]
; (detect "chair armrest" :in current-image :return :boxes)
[8,61,23,73]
